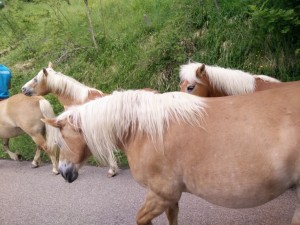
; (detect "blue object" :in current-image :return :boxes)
[0,64,12,99]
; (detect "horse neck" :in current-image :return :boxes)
[57,95,81,107]
[87,89,106,100]
[204,66,257,96]
[254,78,285,92]
[201,74,229,97]
[206,83,229,97]
[47,73,106,106]
[57,89,105,108]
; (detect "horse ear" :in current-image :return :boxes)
[196,64,206,79]
[48,62,53,68]
[68,115,82,133]
[200,64,205,72]
[43,68,48,77]
[41,117,65,128]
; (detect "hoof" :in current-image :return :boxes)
[9,153,21,161]
[53,169,60,175]
[31,162,39,168]
[107,172,117,178]
[13,154,21,161]
[16,154,23,161]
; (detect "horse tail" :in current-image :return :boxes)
[38,99,59,158]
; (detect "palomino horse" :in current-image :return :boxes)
[179,62,293,97]
[44,85,300,225]
[21,62,117,177]
[21,62,105,107]
[1,94,59,174]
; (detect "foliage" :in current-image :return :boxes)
[0,0,299,165]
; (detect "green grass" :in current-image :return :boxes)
[0,0,299,166]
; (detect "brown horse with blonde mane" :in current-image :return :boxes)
[44,83,300,225]
[179,62,293,97]
[21,62,118,177]
[21,62,106,107]
[0,94,59,174]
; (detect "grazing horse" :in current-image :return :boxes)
[179,62,293,97]
[21,62,117,177]
[0,94,59,174]
[44,85,300,225]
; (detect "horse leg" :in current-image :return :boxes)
[166,202,179,225]
[291,186,300,225]
[2,138,20,160]
[107,160,119,177]
[107,167,117,177]
[30,134,59,174]
[136,190,179,225]
[31,146,42,168]
[107,153,119,177]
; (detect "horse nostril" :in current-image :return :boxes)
[65,170,78,183]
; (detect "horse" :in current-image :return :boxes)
[21,62,106,108]
[179,62,293,97]
[21,62,117,177]
[0,94,59,174]
[43,84,300,225]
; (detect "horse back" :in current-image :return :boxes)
[1,94,45,127]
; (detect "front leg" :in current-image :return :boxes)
[107,153,119,177]
[166,202,179,225]
[107,166,118,177]
[136,190,179,225]
[32,146,42,168]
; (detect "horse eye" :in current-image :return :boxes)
[187,85,195,92]
[34,78,38,83]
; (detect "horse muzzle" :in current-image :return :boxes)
[21,87,33,96]
[59,161,79,183]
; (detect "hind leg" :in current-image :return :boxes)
[136,190,179,225]
[2,138,20,160]
[30,134,59,174]
[291,186,300,225]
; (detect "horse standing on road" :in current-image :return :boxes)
[0,94,59,174]
[179,62,293,97]
[21,62,117,177]
[44,84,300,225]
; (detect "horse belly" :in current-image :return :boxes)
[164,122,297,209]
[182,152,293,208]
[0,126,24,138]
[0,110,24,138]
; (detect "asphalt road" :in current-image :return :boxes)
[0,159,297,225]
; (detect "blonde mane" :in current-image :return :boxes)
[57,90,206,166]
[179,62,280,95]
[37,68,103,103]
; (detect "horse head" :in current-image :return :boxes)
[42,114,91,183]
[179,63,210,97]
[22,62,53,96]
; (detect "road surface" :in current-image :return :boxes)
[0,159,296,225]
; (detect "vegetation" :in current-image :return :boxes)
[0,0,299,165]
